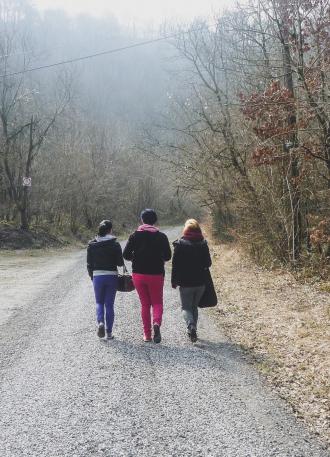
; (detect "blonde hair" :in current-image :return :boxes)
[183,218,201,233]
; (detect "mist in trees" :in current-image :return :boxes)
[0,0,194,234]
[0,0,329,272]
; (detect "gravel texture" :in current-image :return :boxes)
[0,243,329,456]
[0,248,81,326]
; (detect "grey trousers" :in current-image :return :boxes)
[179,285,205,328]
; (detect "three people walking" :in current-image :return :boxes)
[87,211,212,343]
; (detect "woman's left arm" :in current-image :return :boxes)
[87,246,94,279]
[116,243,124,267]
[204,242,212,268]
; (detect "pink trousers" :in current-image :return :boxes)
[132,273,164,339]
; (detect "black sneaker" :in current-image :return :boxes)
[97,323,105,338]
[153,324,161,343]
[188,324,197,343]
[190,327,197,343]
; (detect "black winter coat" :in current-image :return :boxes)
[87,237,124,279]
[123,231,171,275]
[171,238,212,287]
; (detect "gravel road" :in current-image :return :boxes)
[0,235,329,456]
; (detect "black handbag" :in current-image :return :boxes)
[117,265,135,292]
[198,268,218,308]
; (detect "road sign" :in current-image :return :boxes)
[23,177,32,187]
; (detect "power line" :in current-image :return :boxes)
[1,21,327,88]
[0,24,213,78]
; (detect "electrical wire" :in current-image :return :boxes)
[0,21,328,112]
[0,21,327,83]
[0,24,213,78]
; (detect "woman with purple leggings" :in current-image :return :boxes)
[87,220,124,340]
[123,209,171,343]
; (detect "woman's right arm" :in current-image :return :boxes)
[162,235,172,262]
[203,243,212,268]
[171,244,180,287]
[123,234,134,261]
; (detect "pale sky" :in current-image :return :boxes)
[32,0,231,26]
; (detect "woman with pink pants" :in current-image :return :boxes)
[123,209,171,343]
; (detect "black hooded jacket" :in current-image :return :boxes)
[171,238,212,287]
[123,231,171,275]
[87,236,124,279]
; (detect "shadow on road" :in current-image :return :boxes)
[98,336,249,374]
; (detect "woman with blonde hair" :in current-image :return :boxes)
[171,219,212,342]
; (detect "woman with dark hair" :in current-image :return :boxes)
[123,209,171,343]
[171,219,212,342]
[87,220,124,340]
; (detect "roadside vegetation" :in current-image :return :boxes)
[209,233,330,444]
[145,0,329,280]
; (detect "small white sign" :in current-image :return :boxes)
[23,177,32,187]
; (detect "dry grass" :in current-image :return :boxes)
[209,237,330,444]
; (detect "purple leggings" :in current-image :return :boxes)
[93,275,118,333]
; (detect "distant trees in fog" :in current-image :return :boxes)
[0,0,191,233]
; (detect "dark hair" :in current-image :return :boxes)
[140,208,157,225]
[98,220,112,237]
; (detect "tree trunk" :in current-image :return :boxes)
[282,26,303,262]
[20,208,29,230]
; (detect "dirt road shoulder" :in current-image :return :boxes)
[210,240,330,445]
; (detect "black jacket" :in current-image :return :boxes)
[87,237,124,279]
[123,231,171,275]
[171,238,212,287]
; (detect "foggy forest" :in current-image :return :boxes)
[0,0,329,271]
